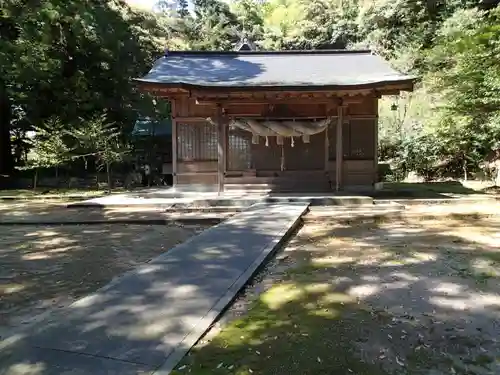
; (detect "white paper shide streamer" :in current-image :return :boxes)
[208,117,333,147]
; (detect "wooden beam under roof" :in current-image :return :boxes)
[137,80,413,100]
[194,93,377,106]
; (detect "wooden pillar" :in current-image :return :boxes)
[171,100,178,188]
[374,98,380,185]
[335,105,343,191]
[324,102,334,174]
[216,104,227,195]
[324,124,329,173]
[374,114,379,185]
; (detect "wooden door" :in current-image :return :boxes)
[252,136,282,171]
[284,132,325,171]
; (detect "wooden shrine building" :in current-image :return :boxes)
[136,50,414,193]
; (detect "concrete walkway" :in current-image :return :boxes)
[74,190,373,208]
[0,203,308,375]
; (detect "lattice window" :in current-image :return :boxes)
[228,128,252,171]
[177,122,218,161]
[329,120,376,160]
[344,119,376,160]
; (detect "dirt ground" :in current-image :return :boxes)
[0,221,209,340]
[180,210,500,375]
[298,215,500,374]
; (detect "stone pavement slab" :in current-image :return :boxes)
[0,203,308,375]
[0,343,155,375]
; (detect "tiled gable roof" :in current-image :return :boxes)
[136,50,414,89]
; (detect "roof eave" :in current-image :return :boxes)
[161,49,373,57]
[134,78,415,93]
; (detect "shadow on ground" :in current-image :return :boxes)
[0,201,215,375]
[172,214,500,375]
[0,203,305,375]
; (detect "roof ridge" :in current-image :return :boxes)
[164,49,372,57]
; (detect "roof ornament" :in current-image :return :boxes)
[234,35,256,51]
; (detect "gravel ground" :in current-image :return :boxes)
[0,222,209,340]
[189,211,500,375]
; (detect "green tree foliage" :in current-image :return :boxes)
[428,8,500,120]
[3,0,500,184]
[188,0,240,50]
[0,0,169,175]
[414,6,500,179]
[177,0,189,18]
[25,119,72,188]
[72,115,130,190]
[356,0,479,71]
[230,0,265,43]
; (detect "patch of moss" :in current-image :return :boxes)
[172,280,390,375]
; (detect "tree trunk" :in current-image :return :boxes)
[495,166,500,187]
[463,158,467,181]
[0,80,14,175]
[106,162,112,192]
[33,169,38,190]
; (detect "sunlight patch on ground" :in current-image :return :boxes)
[430,292,500,312]
[320,292,355,305]
[21,246,76,260]
[470,258,500,277]
[260,284,303,310]
[24,229,60,238]
[348,284,381,299]
[0,284,26,294]
[7,362,45,375]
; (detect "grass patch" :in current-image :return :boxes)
[376,181,499,198]
[172,266,390,375]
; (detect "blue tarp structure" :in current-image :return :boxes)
[132,117,172,136]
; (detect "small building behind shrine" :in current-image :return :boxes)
[130,117,172,177]
[135,49,414,192]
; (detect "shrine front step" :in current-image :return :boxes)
[188,195,374,207]
[224,176,333,193]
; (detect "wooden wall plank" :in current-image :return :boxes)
[177,174,218,185]
[178,161,217,173]
[216,104,226,194]
[171,99,178,187]
[335,106,344,191]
